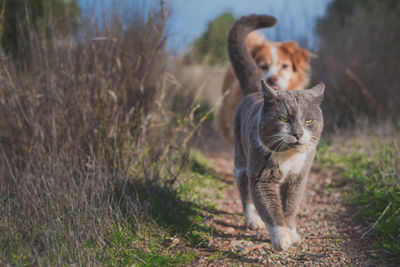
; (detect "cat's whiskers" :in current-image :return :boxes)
[310,136,328,161]
[257,135,283,154]
[277,142,287,153]
[310,136,327,147]
[267,136,287,152]
[263,134,286,149]
[264,132,304,154]
[268,136,284,146]
[275,136,292,154]
[265,133,287,142]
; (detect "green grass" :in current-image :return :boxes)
[86,150,227,266]
[317,136,400,257]
[181,149,230,205]
[99,225,197,266]
[208,251,226,261]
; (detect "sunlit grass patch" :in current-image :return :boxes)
[109,150,228,263]
[317,133,400,257]
[105,149,228,265]
[181,149,230,204]
[99,224,197,266]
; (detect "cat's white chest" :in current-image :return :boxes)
[273,152,308,179]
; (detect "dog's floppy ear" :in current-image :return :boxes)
[251,44,265,58]
[250,43,272,64]
[279,41,311,72]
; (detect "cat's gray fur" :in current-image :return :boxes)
[228,14,325,251]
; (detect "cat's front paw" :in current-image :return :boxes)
[270,226,292,251]
[244,204,266,230]
[290,228,301,244]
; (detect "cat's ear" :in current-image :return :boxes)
[261,79,277,100]
[308,82,325,105]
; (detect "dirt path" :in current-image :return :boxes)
[190,143,380,266]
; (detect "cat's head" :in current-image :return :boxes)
[258,80,325,154]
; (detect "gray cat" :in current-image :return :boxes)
[228,14,325,251]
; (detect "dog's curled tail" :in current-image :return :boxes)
[227,14,277,96]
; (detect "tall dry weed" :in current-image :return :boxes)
[0,1,199,264]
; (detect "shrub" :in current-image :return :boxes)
[189,12,236,65]
[0,0,80,56]
[312,0,400,129]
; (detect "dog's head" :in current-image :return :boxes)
[251,41,312,91]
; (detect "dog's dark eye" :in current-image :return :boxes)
[282,63,289,69]
[260,64,269,71]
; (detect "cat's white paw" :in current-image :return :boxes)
[290,228,301,244]
[244,204,265,230]
[270,226,293,251]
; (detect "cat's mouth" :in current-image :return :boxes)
[283,138,310,151]
[261,134,313,153]
[289,141,302,146]
[263,139,303,152]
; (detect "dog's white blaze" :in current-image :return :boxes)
[264,46,278,79]
[278,50,291,90]
[271,46,278,63]
[262,45,290,90]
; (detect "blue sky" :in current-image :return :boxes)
[78,0,332,52]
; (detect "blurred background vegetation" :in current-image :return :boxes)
[313,0,400,129]
[0,0,398,265]
[189,12,235,65]
[0,0,79,57]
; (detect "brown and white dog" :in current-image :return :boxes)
[217,31,313,145]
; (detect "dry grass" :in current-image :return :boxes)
[0,2,204,265]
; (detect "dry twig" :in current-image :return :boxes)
[360,202,391,239]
